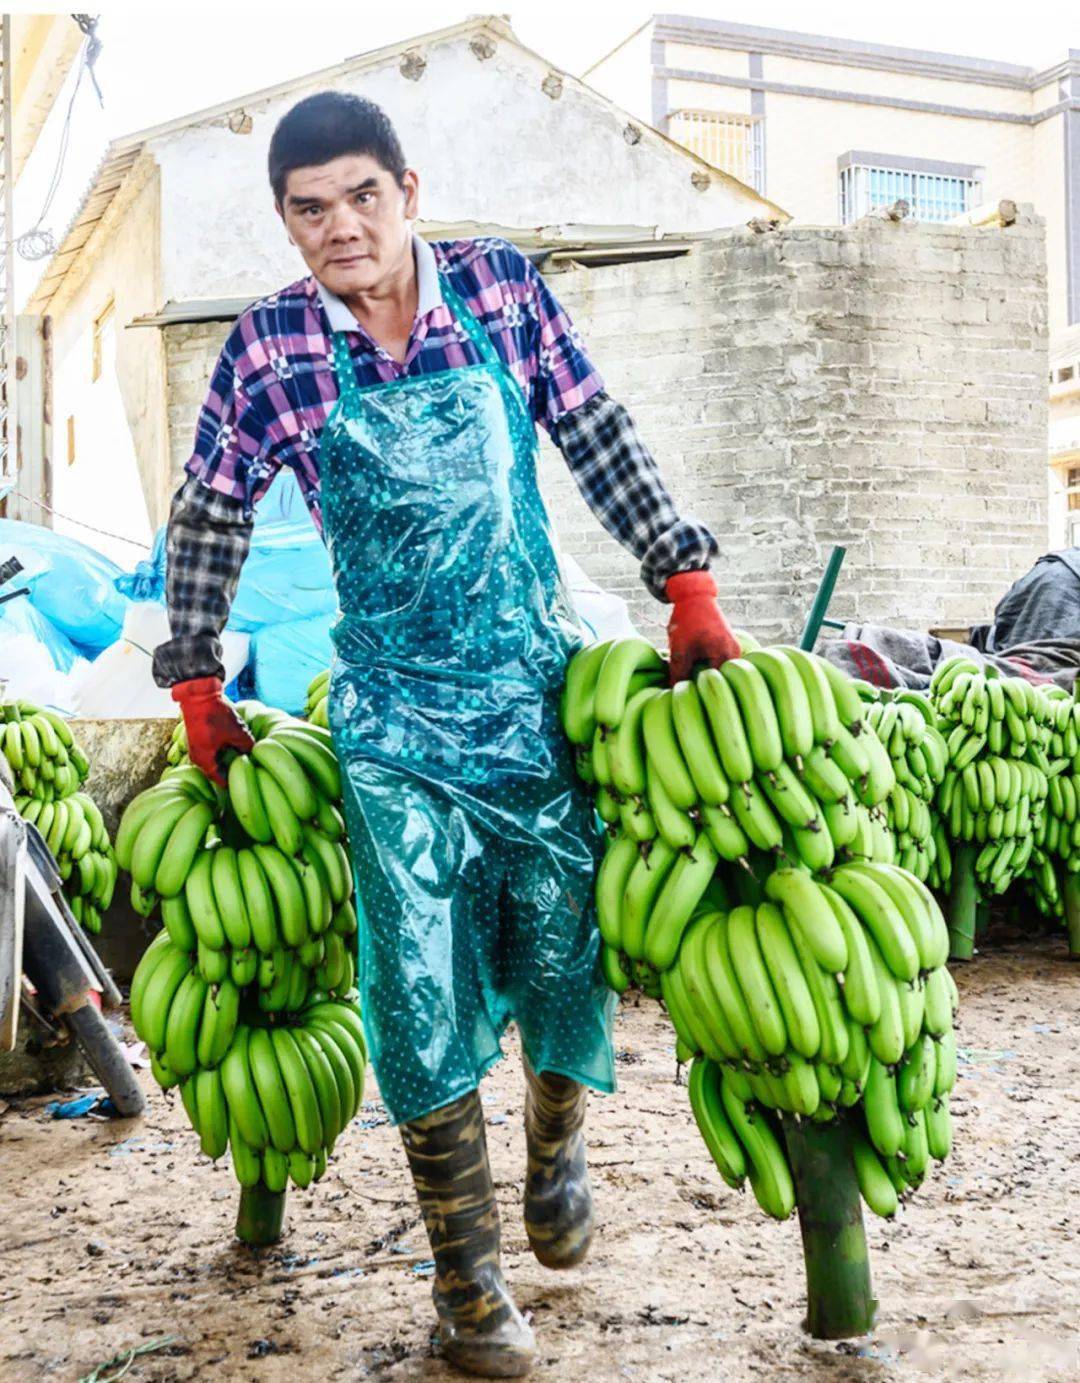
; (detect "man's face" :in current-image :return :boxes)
[278,153,419,297]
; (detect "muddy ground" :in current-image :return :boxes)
[2,937,1080,1382]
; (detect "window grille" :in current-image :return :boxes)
[838,161,980,224]
[667,109,764,193]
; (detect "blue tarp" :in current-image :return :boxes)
[0,519,128,656]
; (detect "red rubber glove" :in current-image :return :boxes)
[666,570,741,684]
[172,676,254,786]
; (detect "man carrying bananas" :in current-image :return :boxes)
[153,92,737,1377]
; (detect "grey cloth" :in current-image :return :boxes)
[817,622,1080,693]
[979,549,1080,652]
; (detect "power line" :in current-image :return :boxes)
[6,488,151,550]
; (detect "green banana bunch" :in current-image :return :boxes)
[0,700,90,802]
[305,668,331,728]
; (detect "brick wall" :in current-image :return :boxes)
[164,210,1049,646]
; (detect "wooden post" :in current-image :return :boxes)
[1064,875,1080,958]
[947,845,978,961]
[235,1184,287,1246]
[783,1118,876,1340]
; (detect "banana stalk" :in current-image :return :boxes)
[783,1117,877,1341]
[235,1183,287,1246]
[946,845,978,961]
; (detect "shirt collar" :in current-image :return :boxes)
[315,233,442,332]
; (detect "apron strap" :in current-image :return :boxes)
[330,330,361,410]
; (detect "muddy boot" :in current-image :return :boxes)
[400,1091,536,1378]
[522,1058,593,1269]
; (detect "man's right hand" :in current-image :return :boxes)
[172,676,254,785]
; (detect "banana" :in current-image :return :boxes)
[671,680,730,806]
[618,795,657,843]
[185,850,228,951]
[702,916,767,1063]
[659,965,708,1059]
[300,825,348,906]
[594,639,665,728]
[754,903,820,1059]
[198,940,230,984]
[194,1068,229,1160]
[179,1075,202,1135]
[288,1149,316,1189]
[163,969,208,1078]
[934,1028,958,1097]
[218,1027,270,1150]
[227,753,273,843]
[863,1057,905,1157]
[155,801,215,898]
[643,833,719,971]
[827,867,920,983]
[271,1027,324,1156]
[744,650,814,761]
[238,848,280,953]
[864,932,906,1067]
[729,778,783,853]
[229,1116,262,1188]
[600,944,630,994]
[902,1108,930,1185]
[3,722,23,771]
[304,1000,369,1067]
[642,692,698,809]
[720,1080,795,1219]
[255,766,303,856]
[799,744,851,804]
[252,738,319,822]
[828,724,870,782]
[823,796,858,850]
[757,760,819,830]
[696,667,755,783]
[135,944,194,1053]
[198,979,240,1069]
[306,1023,359,1127]
[815,1061,842,1106]
[127,933,176,1039]
[925,1096,952,1161]
[776,1053,819,1117]
[726,904,788,1057]
[786,920,850,1067]
[636,760,692,852]
[45,800,69,859]
[676,916,742,1062]
[247,1027,298,1153]
[898,1032,936,1112]
[773,646,843,746]
[561,640,616,744]
[595,833,640,950]
[261,1146,290,1193]
[606,686,661,797]
[621,839,678,959]
[294,850,333,937]
[269,728,342,804]
[254,842,310,947]
[719,658,784,774]
[852,1133,899,1218]
[688,1058,747,1188]
[19,719,41,768]
[130,794,197,891]
[763,869,848,974]
[697,802,750,863]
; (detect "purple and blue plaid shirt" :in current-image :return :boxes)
[153,235,719,686]
[186,235,603,521]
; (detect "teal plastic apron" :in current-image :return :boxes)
[320,282,616,1126]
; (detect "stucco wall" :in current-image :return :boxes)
[163,214,1049,648]
[49,168,168,550]
[146,29,778,307]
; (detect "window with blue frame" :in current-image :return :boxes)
[839,161,980,224]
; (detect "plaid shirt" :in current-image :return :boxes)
[153,236,716,686]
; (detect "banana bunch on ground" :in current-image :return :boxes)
[565,638,898,997]
[304,669,330,728]
[670,862,958,1219]
[856,689,950,886]
[931,659,1050,897]
[3,699,115,932]
[130,928,366,1191]
[0,699,90,800]
[124,700,365,1192]
[14,789,117,933]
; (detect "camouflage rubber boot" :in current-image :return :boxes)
[400,1091,536,1378]
[522,1057,594,1270]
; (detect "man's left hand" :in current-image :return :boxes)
[665,570,741,684]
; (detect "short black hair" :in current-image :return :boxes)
[268,92,407,203]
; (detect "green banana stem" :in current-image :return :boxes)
[235,1183,287,1246]
[1064,875,1080,957]
[947,845,978,961]
[783,1117,877,1341]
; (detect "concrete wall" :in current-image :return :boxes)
[538,212,1049,645]
[48,168,169,545]
[163,214,1049,648]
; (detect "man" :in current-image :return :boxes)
[154,92,738,1378]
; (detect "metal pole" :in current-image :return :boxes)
[799,546,847,652]
[0,17,13,505]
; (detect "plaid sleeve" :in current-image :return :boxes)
[521,255,605,432]
[151,476,253,688]
[552,392,718,601]
[184,328,282,515]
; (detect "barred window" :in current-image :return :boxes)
[667,109,765,194]
[838,160,980,224]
